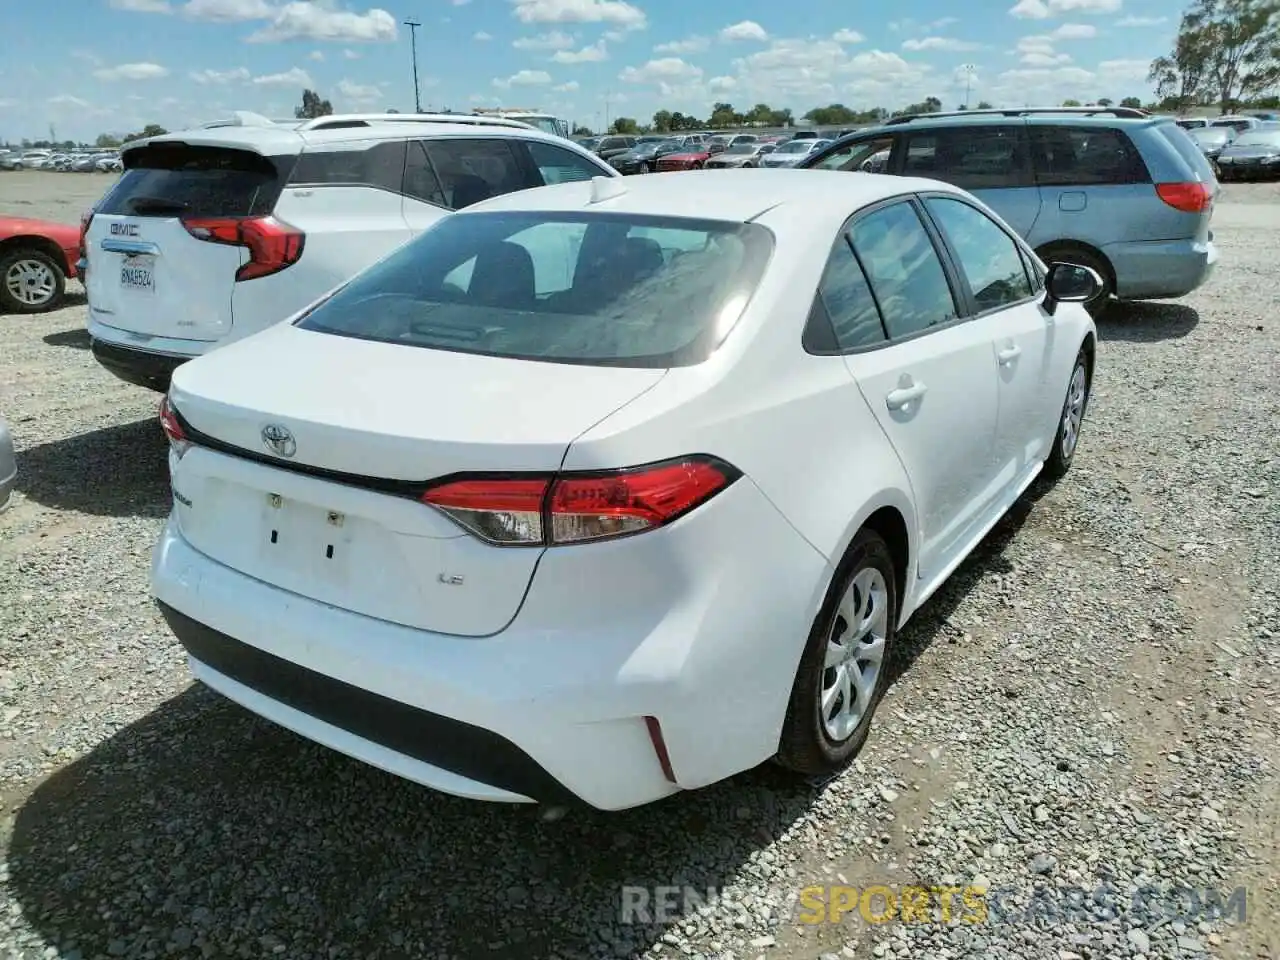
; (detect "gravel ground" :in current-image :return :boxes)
[0,171,1277,960]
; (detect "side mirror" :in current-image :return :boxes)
[1043,261,1104,316]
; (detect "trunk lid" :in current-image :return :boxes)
[167,323,667,636]
[86,140,296,342]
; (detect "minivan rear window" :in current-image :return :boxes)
[296,211,774,368]
[96,144,291,218]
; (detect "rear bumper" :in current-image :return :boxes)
[150,473,828,810]
[1104,237,1218,300]
[87,319,207,391]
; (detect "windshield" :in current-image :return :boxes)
[776,140,813,154]
[1231,131,1280,147]
[1189,129,1229,143]
[296,211,774,368]
[725,143,756,155]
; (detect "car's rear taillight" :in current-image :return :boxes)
[182,215,305,281]
[78,210,94,272]
[420,456,740,546]
[1155,181,1211,214]
[158,394,191,459]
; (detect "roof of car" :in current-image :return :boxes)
[126,118,576,156]
[457,168,957,222]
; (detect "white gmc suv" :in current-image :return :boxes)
[81,112,617,391]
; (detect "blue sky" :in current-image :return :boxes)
[0,0,1179,142]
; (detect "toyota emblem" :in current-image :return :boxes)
[261,423,297,458]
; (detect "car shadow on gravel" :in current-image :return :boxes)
[1097,301,1199,342]
[7,533,1030,960]
[14,416,170,518]
[41,327,90,349]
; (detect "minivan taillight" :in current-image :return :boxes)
[78,210,94,274]
[421,456,740,546]
[182,216,305,281]
[1155,181,1211,214]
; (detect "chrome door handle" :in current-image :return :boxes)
[885,382,927,411]
[997,345,1022,365]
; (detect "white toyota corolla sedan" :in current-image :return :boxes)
[151,169,1101,811]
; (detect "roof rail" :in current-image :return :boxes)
[883,106,1150,125]
[294,112,535,132]
[199,110,281,129]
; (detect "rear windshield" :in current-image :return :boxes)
[776,141,813,154]
[296,211,774,368]
[1232,131,1280,147]
[96,143,290,218]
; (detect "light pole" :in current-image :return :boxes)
[603,92,612,133]
[404,18,422,113]
[961,63,976,109]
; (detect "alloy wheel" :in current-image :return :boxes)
[820,567,889,741]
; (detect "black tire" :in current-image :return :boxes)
[0,247,67,315]
[1043,347,1090,483]
[776,528,898,775]
[1037,243,1113,319]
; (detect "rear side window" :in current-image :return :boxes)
[527,141,603,185]
[1030,126,1150,186]
[295,211,775,368]
[423,138,532,209]
[288,140,405,192]
[902,126,1032,189]
[98,144,288,218]
[803,235,886,353]
[1156,124,1217,182]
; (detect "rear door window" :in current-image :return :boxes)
[98,144,290,218]
[1029,126,1150,186]
[422,138,534,210]
[902,126,1032,189]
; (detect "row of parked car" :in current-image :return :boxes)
[579,131,837,174]
[1173,115,1280,181]
[0,148,123,172]
[1,103,1219,811]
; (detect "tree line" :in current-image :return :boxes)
[1148,0,1280,112]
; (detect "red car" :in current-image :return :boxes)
[655,147,714,172]
[0,216,81,314]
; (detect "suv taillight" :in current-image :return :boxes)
[1155,181,1211,214]
[78,210,94,273]
[421,456,740,546]
[182,215,305,281]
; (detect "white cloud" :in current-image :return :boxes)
[48,95,92,108]
[889,16,960,32]
[343,48,361,59]
[554,80,580,91]
[1117,15,1167,26]
[336,78,383,102]
[493,69,554,87]
[1010,0,1120,17]
[653,36,709,54]
[247,3,398,43]
[720,20,768,43]
[1051,22,1097,38]
[181,0,274,20]
[553,40,608,62]
[708,75,737,93]
[473,30,493,40]
[618,57,702,83]
[252,66,314,86]
[190,66,252,83]
[513,30,576,49]
[602,29,625,41]
[723,40,935,107]
[308,49,325,60]
[1022,50,1072,65]
[902,36,981,51]
[510,0,646,29]
[832,29,865,43]
[93,62,170,81]
[109,0,172,11]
